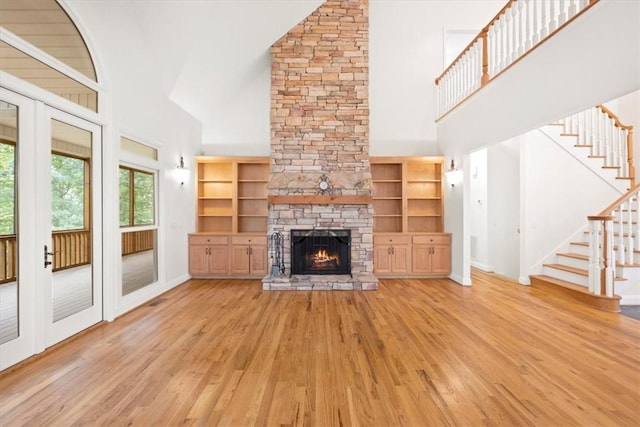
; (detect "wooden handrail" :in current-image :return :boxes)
[597,104,635,185]
[435,0,516,85]
[598,183,640,215]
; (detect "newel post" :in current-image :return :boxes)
[587,215,615,296]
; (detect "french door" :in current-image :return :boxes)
[0,88,103,370]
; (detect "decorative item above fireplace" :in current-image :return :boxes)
[290,229,351,276]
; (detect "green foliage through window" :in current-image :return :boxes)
[120,166,155,227]
[0,142,15,235]
[51,153,86,231]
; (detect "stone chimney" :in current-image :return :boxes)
[263,0,377,290]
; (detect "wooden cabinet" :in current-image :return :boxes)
[189,234,267,278]
[195,157,268,234]
[188,235,229,276]
[230,236,268,276]
[371,157,444,233]
[412,234,451,275]
[373,235,411,275]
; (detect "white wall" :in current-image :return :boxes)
[369,0,503,156]
[519,129,620,282]
[469,149,491,271]
[487,139,520,280]
[64,1,202,318]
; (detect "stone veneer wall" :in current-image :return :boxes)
[265,0,376,290]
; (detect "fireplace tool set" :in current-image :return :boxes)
[269,231,285,277]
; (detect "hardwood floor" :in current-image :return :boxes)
[1,270,639,426]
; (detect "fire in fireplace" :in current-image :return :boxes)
[290,229,351,276]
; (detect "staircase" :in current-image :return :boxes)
[530,106,638,311]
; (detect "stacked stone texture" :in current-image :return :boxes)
[265,0,376,289]
[270,0,370,194]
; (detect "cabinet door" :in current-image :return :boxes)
[391,245,411,274]
[373,245,392,274]
[249,245,268,275]
[230,245,250,274]
[411,245,432,273]
[209,245,229,275]
[189,245,210,276]
[430,244,451,274]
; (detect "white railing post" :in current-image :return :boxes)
[588,215,616,297]
[588,217,602,294]
[634,190,640,251]
[616,205,626,265]
[604,217,615,297]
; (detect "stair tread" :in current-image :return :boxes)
[561,133,579,137]
[544,263,588,276]
[557,252,588,260]
[530,274,589,292]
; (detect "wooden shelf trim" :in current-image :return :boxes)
[268,195,373,205]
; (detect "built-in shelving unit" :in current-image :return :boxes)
[195,157,269,234]
[370,157,444,233]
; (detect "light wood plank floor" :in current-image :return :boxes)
[1,270,639,426]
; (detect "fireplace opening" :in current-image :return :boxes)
[290,229,351,276]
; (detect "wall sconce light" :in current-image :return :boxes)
[176,156,190,186]
[445,159,463,187]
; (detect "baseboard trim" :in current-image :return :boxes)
[449,273,472,286]
[471,261,494,272]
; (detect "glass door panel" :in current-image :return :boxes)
[0,101,18,345]
[0,89,37,371]
[44,110,102,347]
[50,120,94,322]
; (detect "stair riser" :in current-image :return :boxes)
[543,267,589,287]
[556,256,588,270]
[570,244,590,256]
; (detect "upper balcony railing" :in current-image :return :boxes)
[435,0,599,120]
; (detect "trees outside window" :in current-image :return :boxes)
[51,153,87,231]
[0,142,15,236]
[119,166,155,227]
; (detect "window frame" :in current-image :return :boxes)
[119,165,156,228]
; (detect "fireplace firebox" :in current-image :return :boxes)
[290,229,351,276]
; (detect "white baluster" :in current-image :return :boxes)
[568,0,578,19]
[532,0,540,44]
[540,0,549,39]
[559,0,568,25]
[500,16,507,72]
[505,7,513,66]
[550,0,558,32]
[517,0,525,57]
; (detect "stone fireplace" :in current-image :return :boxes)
[261,0,378,291]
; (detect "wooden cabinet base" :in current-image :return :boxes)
[374,233,451,278]
[189,233,267,279]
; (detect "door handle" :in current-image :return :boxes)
[44,244,53,268]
